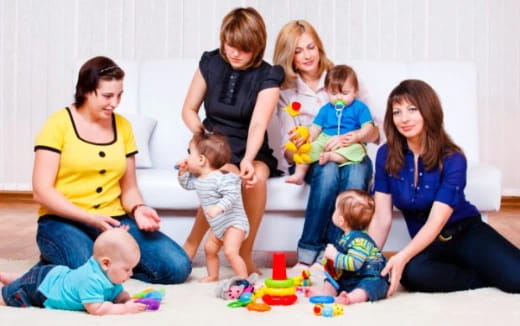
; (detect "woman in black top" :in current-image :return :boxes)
[181,7,284,275]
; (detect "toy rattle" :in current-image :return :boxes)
[283,101,312,164]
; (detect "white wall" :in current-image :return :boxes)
[1,0,519,195]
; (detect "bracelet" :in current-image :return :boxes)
[130,203,146,216]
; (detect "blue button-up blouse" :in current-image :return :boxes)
[374,144,480,238]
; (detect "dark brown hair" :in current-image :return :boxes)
[219,7,266,69]
[384,79,462,176]
[324,64,358,93]
[191,133,231,169]
[74,56,124,107]
[336,189,374,230]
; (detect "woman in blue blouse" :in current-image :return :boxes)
[370,79,520,296]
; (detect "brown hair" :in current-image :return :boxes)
[74,56,124,107]
[384,79,462,176]
[273,20,333,89]
[191,133,232,169]
[219,7,266,69]
[324,64,359,93]
[335,189,374,230]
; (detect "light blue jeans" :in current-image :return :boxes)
[36,215,192,284]
[297,156,373,265]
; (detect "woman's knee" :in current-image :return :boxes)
[36,219,93,268]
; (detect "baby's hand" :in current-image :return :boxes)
[206,205,224,219]
[125,300,147,313]
[324,244,338,260]
[176,159,188,173]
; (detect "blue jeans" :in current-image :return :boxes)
[297,156,373,265]
[401,217,520,293]
[37,215,192,284]
[1,264,54,307]
[336,256,389,302]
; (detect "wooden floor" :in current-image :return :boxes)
[0,193,519,262]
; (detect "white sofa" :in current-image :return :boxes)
[115,59,501,252]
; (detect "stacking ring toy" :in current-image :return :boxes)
[246,302,271,312]
[309,295,334,304]
[227,300,249,308]
[323,271,340,290]
[264,278,294,288]
[262,294,298,306]
[263,286,296,296]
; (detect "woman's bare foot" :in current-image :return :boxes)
[199,275,219,283]
[242,255,261,276]
[0,272,21,285]
[335,291,351,305]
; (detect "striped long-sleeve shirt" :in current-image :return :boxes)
[178,170,249,240]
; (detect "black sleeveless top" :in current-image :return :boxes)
[199,49,284,176]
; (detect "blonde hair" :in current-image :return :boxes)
[335,189,375,230]
[94,228,140,263]
[219,7,266,69]
[273,20,333,89]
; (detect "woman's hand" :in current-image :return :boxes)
[381,251,410,297]
[240,159,257,188]
[89,214,122,232]
[134,205,161,232]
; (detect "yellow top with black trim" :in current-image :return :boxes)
[34,108,138,217]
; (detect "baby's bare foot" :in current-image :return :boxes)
[0,272,21,285]
[335,291,351,305]
[319,152,332,165]
[199,275,219,283]
[285,175,304,185]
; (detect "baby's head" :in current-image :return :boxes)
[332,189,374,231]
[93,228,140,284]
[324,64,359,107]
[188,133,232,171]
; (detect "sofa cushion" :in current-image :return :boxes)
[123,113,157,168]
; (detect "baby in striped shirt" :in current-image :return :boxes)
[305,189,389,304]
[178,133,249,282]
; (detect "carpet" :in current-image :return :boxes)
[0,259,518,326]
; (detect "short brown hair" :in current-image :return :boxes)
[191,133,231,169]
[74,56,124,107]
[335,189,374,230]
[219,7,266,69]
[273,20,333,88]
[384,79,462,176]
[325,65,359,93]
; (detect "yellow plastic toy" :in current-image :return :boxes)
[283,101,312,164]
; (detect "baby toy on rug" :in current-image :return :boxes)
[132,288,165,311]
[283,101,312,164]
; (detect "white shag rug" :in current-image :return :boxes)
[0,259,518,326]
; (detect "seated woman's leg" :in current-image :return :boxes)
[183,207,209,260]
[36,216,97,268]
[122,217,192,284]
[326,156,374,244]
[454,220,520,293]
[297,162,341,265]
[401,241,486,292]
[240,161,270,275]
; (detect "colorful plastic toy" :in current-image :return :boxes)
[313,303,344,317]
[283,101,312,164]
[259,252,298,306]
[132,288,165,311]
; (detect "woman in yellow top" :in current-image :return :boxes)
[33,56,191,284]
